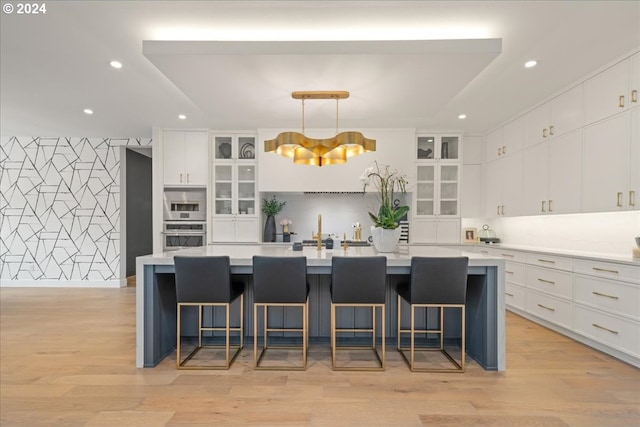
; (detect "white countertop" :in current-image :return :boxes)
[137,243,503,268]
[471,243,640,266]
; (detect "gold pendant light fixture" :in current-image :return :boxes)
[264,91,376,166]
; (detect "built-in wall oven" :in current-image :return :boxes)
[163,189,206,251]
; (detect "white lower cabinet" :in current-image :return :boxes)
[411,218,460,244]
[479,246,640,367]
[211,216,258,243]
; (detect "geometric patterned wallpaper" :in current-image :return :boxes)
[0,136,152,284]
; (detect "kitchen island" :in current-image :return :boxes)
[136,244,505,370]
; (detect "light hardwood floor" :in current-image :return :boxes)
[1,286,639,426]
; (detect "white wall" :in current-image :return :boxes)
[261,192,410,242]
[463,211,640,257]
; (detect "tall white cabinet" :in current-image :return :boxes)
[210,134,259,242]
[412,134,461,243]
[162,130,208,187]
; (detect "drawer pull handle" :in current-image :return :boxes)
[592,267,619,275]
[506,270,514,275]
[548,199,553,212]
[618,95,625,108]
[537,278,555,285]
[537,304,555,312]
[617,192,623,207]
[480,250,489,254]
[537,258,555,264]
[592,291,619,300]
[592,323,618,335]
[630,191,635,207]
[506,292,514,297]
[501,253,514,258]
[632,89,638,103]
[541,200,546,212]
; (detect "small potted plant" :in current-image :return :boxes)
[262,195,286,242]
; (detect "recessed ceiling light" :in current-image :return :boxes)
[110,60,123,69]
[83,109,94,115]
[458,114,467,119]
[178,114,187,120]
[525,60,537,68]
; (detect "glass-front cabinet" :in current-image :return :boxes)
[211,134,259,242]
[416,135,460,161]
[415,164,459,216]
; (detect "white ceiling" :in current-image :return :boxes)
[1,1,639,138]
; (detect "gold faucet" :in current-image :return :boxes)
[311,214,322,251]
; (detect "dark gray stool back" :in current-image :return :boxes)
[174,256,236,303]
[252,256,308,303]
[407,257,469,304]
[331,256,387,303]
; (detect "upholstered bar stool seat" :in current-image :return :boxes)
[174,256,244,370]
[252,256,309,370]
[330,256,387,371]
[397,256,469,372]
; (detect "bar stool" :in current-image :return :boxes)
[252,256,309,370]
[397,256,469,372]
[330,256,387,371]
[174,256,244,370]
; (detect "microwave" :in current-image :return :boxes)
[163,189,206,221]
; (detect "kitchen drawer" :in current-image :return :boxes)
[505,283,525,311]
[526,253,573,272]
[495,249,527,263]
[574,259,640,284]
[477,247,499,257]
[525,290,573,329]
[526,265,573,300]
[505,261,525,286]
[574,275,640,320]
[574,305,640,357]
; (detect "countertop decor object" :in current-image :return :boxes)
[264,91,375,167]
[361,161,409,252]
[262,196,286,242]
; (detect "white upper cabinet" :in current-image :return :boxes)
[524,85,583,148]
[483,152,523,217]
[416,135,460,162]
[584,53,639,125]
[162,130,208,187]
[582,111,634,212]
[522,130,582,216]
[257,128,414,192]
[484,128,503,163]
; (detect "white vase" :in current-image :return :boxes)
[370,226,401,253]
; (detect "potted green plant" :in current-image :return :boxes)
[361,162,409,252]
[262,195,286,242]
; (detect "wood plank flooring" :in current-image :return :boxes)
[1,286,639,426]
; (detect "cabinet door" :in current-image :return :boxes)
[484,128,502,163]
[436,219,461,243]
[461,164,482,217]
[440,136,460,161]
[582,112,630,212]
[213,165,233,215]
[501,152,523,216]
[183,131,208,185]
[522,143,549,216]
[211,217,236,242]
[163,131,185,186]
[236,136,257,161]
[524,103,549,148]
[483,160,502,217]
[439,164,459,216]
[236,164,257,215]
[629,107,639,209]
[235,217,258,242]
[213,136,233,160]
[631,53,640,110]
[502,116,524,156]
[548,130,582,214]
[411,219,437,243]
[584,59,630,125]
[550,85,583,138]
[415,165,435,216]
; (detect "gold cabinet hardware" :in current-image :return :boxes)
[537,278,556,285]
[502,145,506,154]
[505,292,514,297]
[542,128,548,138]
[537,304,555,312]
[501,205,505,215]
[501,253,514,258]
[548,200,553,212]
[592,323,618,335]
[592,267,619,275]
[537,258,555,264]
[498,147,502,156]
[616,192,623,207]
[632,89,638,103]
[629,191,635,207]
[618,95,625,108]
[541,200,546,212]
[480,250,489,254]
[549,125,555,136]
[506,270,514,274]
[497,205,501,215]
[592,291,619,300]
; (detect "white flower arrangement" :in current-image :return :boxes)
[280,218,293,226]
